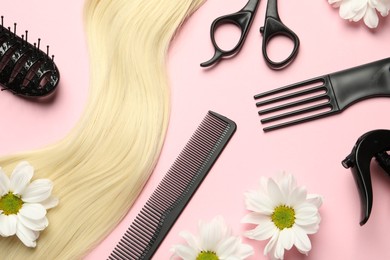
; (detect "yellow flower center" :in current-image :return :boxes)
[272,205,295,230]
[0,192,23,215]
[196,251,219,260]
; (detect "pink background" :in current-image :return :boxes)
[2,0,390,259]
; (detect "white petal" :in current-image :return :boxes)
[295,203,318,218]
[299,222,320,235]
[278,173,296,198]
[0,168,10,196]
[354,0,369,12]
[264,231,279,257]
[306,194,323,208]
[237,243,254,259]
[225,257,241,260]
[244,191,274,215]
[16,222,38,248]
[370,0,388,15]
[19,203,46,220]
[274,235,286,260]
[352,4,369,21]
[295,214,320,227]
[259,176,269,191]
[279,228,294,250]
[329,0,342,4]
[292,226,312,253]
[330,0,342,7]
[245,219,277,241]
[17,214,48,231]
[216,236,239,258]
[287,186,307,207]
[383,0,390,14]
[40,196,59,209]
[267,178,285,205]
[171,244,198,259]
[179,231,200,251]
[340,0,364,19]
[0,214,17,236]
[241,212,269,225]
[22,179,53,203]
[364,6,379,28]
[10,162,34,195]
[199,217,226,251]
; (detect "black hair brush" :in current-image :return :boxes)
[0,16,59,97]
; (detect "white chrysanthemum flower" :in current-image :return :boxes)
[242,173,322,260]
[171,216,254,260]
[0,161,58,247]
[329,0,390,28]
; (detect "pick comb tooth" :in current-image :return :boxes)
[254,77,325,99]
[263,110,337,132]
[261,103,333,123]
[255,85,326,107]
[258,94,329,115]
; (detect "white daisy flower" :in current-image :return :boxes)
[329,0,390,28]
[171,216,254,260]
[242,173,322,260]
[0,161,58,247]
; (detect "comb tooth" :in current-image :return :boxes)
[133,217,154,238]
[263,110,338,132]
[255,85,326,107]
[108,250,123,260]
[261,103,332,123]
[117,240,137,258]
[258,94,329,115]
[144,202,163,220]
[148,196,167,213]
[120,233,142,253]
[134,216,155,234]
[131,225,152,245]
[254,77,325,99]
[123,234,147,253]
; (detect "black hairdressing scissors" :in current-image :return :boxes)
[201,0,300,70]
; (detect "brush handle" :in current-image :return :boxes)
[330,57,390,111]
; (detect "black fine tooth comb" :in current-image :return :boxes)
[254,58,390,132]
[109,111,237,260]
[0,16,60,97]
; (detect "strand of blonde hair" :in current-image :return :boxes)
[0,0,205,258]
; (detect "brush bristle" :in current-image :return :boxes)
[0,17,59,97]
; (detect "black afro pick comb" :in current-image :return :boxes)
[0,16,60,97]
